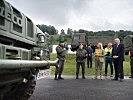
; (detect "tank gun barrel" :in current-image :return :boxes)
[0,59,58,69]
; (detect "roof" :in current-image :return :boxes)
[71,33,86,45]
[88,36,115,46]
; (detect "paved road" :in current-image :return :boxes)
[30,76,133,100]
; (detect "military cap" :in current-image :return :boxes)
[59,40,64,43]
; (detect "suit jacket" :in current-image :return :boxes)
[112,44,125,61]
[86,48,93,57]
[129,48,133,60]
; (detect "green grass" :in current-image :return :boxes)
[50,54,131,76]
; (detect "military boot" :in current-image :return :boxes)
[76,74,78,79]
[82,74,85,79]
[58,74,64,80]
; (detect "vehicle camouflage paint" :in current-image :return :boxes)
[124,35,133,53]
[71,33,116,52]
[71,33,88,51]
[0,0,58,99]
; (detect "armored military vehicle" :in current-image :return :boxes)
[124,35,133,54]
[71,33,116,52]
[0,0,58,100]
[71,33,88,51]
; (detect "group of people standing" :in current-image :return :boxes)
[83,42,112,80]
[55,38,126,82]
[75,38,125,81]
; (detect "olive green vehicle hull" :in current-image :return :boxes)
[124,35,133,51]
[0,0,58,99]
[71,33,88,51]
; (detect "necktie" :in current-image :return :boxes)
[116,44,118,50]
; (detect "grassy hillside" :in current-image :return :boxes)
[50,54,131,76]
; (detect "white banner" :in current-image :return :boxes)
[35,69,50,80]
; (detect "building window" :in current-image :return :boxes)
[73,35,80,40]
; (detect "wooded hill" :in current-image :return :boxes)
[37,24,133,45]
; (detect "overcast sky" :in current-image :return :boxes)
[5,0,133,32]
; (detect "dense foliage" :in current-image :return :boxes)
[37,24,58,35]
[37,24,133,44]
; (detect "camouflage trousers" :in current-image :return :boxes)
[55,60,65,75]
[95,59,103,78]
[76,62,85,75]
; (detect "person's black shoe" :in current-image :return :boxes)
[120,78,123,82]
[82,74,85,79]
[58,74,64,80]
[76,74,79,79]
[112,78,118,81]
[54,77,58,80]
[129,76,133,78]
[54,74,58,80]
[58,77,64,80]
[76,76,78,79]
[82,76,85,79]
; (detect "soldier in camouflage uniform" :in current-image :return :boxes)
[55,40,66,80]
[76,43,87,79]
[94,42,104,80]
[129,47,133,78]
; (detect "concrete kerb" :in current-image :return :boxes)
[43,75,131,80]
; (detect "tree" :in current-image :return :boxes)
[67,28,73,37]
[60,29,65,35]
[36,24,58,35]
[57,35,64,41]
[79,29,85,33]
[67,28,72,34]
[51,26,57,35]
[50,36,54,44]
[74,30,78,33]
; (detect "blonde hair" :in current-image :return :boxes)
[97,42,103,50]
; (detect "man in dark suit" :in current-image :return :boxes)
[112,38,124,82]
[86,44,93,68]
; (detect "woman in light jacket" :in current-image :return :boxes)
[94,42,104,80]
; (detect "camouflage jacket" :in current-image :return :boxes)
[76,48,87,63]
[94,49,104,62]
[56,45,66,61]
